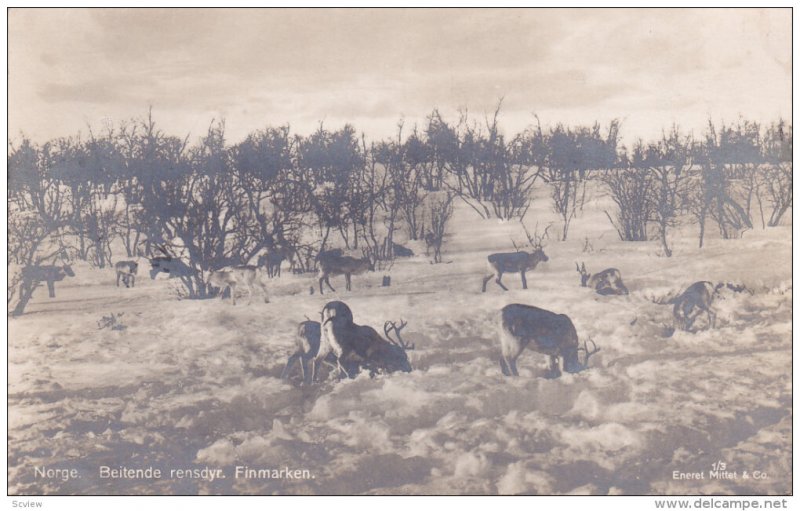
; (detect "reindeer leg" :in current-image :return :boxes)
[520,271,528,290]
[482,274,494,293]
[230,284,237,306]
[281,354,299,380]
[336,359,351,379]
[345,273,351,291]
[300,356,312,386]
[325,276,336,293]
[319,276,325,295]
[508,356,519,377]
[47,280,56,298]
[500,357,512,376]
[310,358,318,383]
[708,308,716,329]
[495,272,509,291]
[116,272,121,287]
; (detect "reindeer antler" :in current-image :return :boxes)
[578,338,600,368]
[523,222,552,249]
[384,319,414,350]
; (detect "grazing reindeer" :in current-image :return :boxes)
[115,261,139,288]
[208,266,269,305]
[672,281,724,332]
[318,251,374,294]
[313,301,412,382]
[576,262,629,296]
[499,303,599,378]
[21,263,76,299]
[482,224,550,292]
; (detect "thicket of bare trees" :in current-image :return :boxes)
[602,120,792,255]
[8,109,792,311]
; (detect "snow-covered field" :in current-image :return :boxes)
[8,189,792,495]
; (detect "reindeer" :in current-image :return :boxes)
[392,242,414,258]
[281,320,333,385]
[148,245,193,280]
[20,263,76,299]
[259,245,293,278]
[115,261,139,288]
[424,232,436,257]
[315,248,345,270]
[207,266,270,305]
[498,303,599,378]
[312,301,413,382]
[672,281,724,333]
[482,224,550,292]
[318,251,374,294]
[576,262,629,296]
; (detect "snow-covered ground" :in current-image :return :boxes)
[8,188,792,495]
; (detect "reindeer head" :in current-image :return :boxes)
[321,301,354,327]
[61,264,76,278]
[360,248,377,272]
[564,338,600,373]
[379,320,413,373]
[523,223,550,264]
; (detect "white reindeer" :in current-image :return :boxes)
[576,262,629,296]
[672,281,724,332]
[207,266,270,306]
[115,260,139,288]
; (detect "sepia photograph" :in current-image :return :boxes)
[6,6,793,500]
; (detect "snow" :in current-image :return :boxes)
[7,185,791,495]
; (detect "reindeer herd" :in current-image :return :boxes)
[17,224,747,385]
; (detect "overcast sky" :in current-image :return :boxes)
[8,8,792,147]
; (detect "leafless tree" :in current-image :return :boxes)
[761,120,792,227]
[603,164,653,242]
[544,121,620,241]
[690,121,754,246]
[423,192,455,263]
[8,137,72,315]
[610,127,692,255]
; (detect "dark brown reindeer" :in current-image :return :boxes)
[498,303,599,378]
[148,244,193,280]
[312,301,413,382]
[482,224,550,292]
[576,262,629,296]
[20,263,75,299]
[318,250,374,294]
[259,244,294,278]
